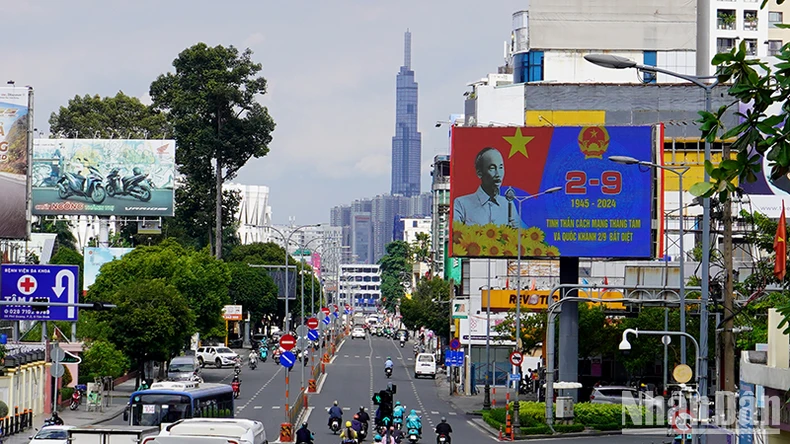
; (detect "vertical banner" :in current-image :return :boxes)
[0,88,30,239]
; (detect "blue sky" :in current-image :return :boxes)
[7,1,524,224]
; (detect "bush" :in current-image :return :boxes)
[0,400,8,418]
[60,386,74,402]
[521,425,551,435]
[553,424,585,433]
[588,422,622,431]
[62,365,73,387]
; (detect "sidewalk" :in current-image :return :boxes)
[435,372,519,414]
[4,379,137,444]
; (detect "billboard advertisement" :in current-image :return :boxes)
[0,88,30,239]
[83,247,134,291]
[449,126,654,258]
[31,139,176,216]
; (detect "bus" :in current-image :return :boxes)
[125,381,234,426]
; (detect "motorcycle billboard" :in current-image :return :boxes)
[0,87,31,239]
[31,139,176,217]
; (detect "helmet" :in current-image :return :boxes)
[359,406,365,411]
[395,401,401,406]
[374,435,382,442]
[132,167,142,175]
[354,414,359,420]
[387,357,391,360]
[346,421,352,427]
[334,401,338,406]
[52,412,59,418]
[441,417,447,423]
[410,409,416,415]
[302,422,308,428]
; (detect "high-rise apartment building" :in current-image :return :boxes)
[225,183,272,244]
[391,30,422,197]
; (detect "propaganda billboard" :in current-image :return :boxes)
[449,126,654,258]
[31,139,176,217]
[0,88,30,239]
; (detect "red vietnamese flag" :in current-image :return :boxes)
[775,202,787,281]
[601,276,609,294]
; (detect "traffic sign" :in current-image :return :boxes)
[306,318,319,329]
[444,350,464,367]
[322,316,331,325]
[296,325,308,338]
[508,373,521,381]
[307,329,319,341]
[671,409,693,434]
[345,304,350,310]
[333,304,339,312]
[51,344,65,362]
[332,311,339,318]
[510,351,524,366]
[0,265,80,321]
[673,364,693,384]
[280,351,296,368]
[51,362,65,378]
[279,334,296,351]
[296,337,309,350]
[449,338,461,351]
[321,307,330,316]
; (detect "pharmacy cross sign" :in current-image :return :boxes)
[18,276,37,294]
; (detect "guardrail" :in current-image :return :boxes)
[1,407,33,438]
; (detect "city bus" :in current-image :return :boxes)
[124,381,234,426]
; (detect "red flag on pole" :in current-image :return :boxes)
[601,276,609,294]
[775,202,787,281]
[530,278,537,290]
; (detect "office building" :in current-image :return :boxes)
[226,183,272,245]
[337,263,381,313]
[391,30,422,197]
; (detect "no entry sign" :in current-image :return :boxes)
[279,334,296,351]
[321,307,330,316]
[306,317,319,329]
[509,351,524,366]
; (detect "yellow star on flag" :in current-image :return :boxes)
[779,236,785,243]
[504,128,534,159]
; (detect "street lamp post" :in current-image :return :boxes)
[483,259,493,410]
[610,156,690,363]
[504,186,563,428]
[586,53,716,409]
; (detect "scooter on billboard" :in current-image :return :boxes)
[57,166,107,204]
[105,167,153,202]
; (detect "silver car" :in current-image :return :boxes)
[590,386,664,409]
[167,356,200,381]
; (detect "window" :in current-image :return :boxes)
[717,38,736,53]
[769,11,783,27]
[769,40,784,56]
[717,10,736,30]
[745,38,758,55]
[744,11,758,30]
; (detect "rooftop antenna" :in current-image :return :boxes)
[404,29,411,70]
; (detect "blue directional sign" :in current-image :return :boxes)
[444,350,464,367]
[307,329,319,341]
[280,351,296,368]
[0,265,80,321]
[332,311,339,318]
[322,316,331,325]
[509,373,521,381]
[344,309,351,315]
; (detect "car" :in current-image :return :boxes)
[29,426,75,444]
[590,386,664,410]
[351,327,366,339]
[414,353,436,379]
[167,356,201,382]
[143,418,267,444]
[196,346,239,368]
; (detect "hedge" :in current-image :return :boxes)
[60,386,75,402]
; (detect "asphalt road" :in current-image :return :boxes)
[0,174,26,238]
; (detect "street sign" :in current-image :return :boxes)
[222,305,243,321]
[344,309,350,315]
[51,362,65,378]
[332,311,339,319]
[51,344,65,362]
[306,318,319,329]
[322,316,331,325]
[449,338,461,351]
[673,364,693,384]
[444,350,464,367]
[280,351,296,368]
[296,325,309,338]
[279,334,296,351]
[307,329,319,341]
[321,307,330,316]
[0,265,80,321]
[508,373,521,381]
[671,409,693,434]
[333,304,339,312]
[296,337,309,350]
[510,351,524,366]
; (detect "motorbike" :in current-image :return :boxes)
[105,167,153,202]
[249,356,257,370]
[385,367,392,379]
[260,347,268,362]
[69,386,85,411]
[407,428,420,443]
[231,381,241,399]
[57,166,107,204]
[234,364,242,376]
[191,372,204,383]
[393,417,403,430]
[400,340,405,348]
[329,417,341,434]
[437,434,449,444]
[360,422,369,440]
[274,353,281,365]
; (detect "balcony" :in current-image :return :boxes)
[717,10,736,30]
[744,11,759,31]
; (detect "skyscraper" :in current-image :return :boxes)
[391,30,421,197]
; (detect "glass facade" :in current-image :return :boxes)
[391,31,422,197]
[513,51,544,83]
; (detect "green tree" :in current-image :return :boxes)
[411,232,432,266]
[227,262,278,330]
[492,309,546,353]
[48,92,171,139]
[399,278,452,340]
[79,340,130,382]
[379,241,413,310]
[150,43,275,259]
[90,280,194,377]
[49,247,84,291]
[87,239,230,337]
[33,219,77,252]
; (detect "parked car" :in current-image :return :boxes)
[590,386,664,409]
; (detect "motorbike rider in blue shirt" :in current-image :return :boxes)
[328,400,343,427]
[393,401,406,425]
[406,409,422,436]
[385,357,394,369]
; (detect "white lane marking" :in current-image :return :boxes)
[355,355,360,358]
[237,365,283,410]
[431,411,439,415]
[272,406,281,409]
[344,355,349,358]
[343,407,351,410]
[316,373,328,393]
[375,356,381,359]
[390,337,435,429]
[415,410,422,414]
[448,412,457,415]
[466,419,500,441]
[254,406,263,409]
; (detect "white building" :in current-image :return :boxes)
[398,217,431,244]
[270,224,343,282]
[226,183,272,244]
[337,264,381,313]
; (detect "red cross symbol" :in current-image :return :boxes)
[17,275,37,295]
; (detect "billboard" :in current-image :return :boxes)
[31,139,176,216]
[480,289,626,311]
[83,247,134,291]
[449,126,654,258]
[0,88,30,239]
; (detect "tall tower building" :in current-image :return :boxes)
[391,30,422,197]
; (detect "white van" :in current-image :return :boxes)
[414,353,436,379]
[143,419,267,444]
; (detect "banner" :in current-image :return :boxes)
[0,88,30,239]
[83,247,134,291]
[449,126,655,258]
[31,139,176,216]
[480,289,626,311]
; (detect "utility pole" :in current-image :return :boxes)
[721,142,736,394]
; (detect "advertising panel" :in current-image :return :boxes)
[83,247,134,291]
[222,305,243,321]
[449,126,654,258]
[0,88,30,239]
[31,139,176,217]
[0,264,79,321]
[480,289,626,311]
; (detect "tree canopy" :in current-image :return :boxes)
[379,241,412,310]
[399,277,451,340]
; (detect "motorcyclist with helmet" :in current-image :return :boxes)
[340,421,358,443]
[406,409,422,437]
[328,400,343,427]
[384,357,394,370]
[393,401,406,426]
[351,414,363,435]
[295,422,314,444]
[435,417,453,444]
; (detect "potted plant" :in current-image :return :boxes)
[718,12,736,29]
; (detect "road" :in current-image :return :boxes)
[0,173,26,238]
[109,338,674,444]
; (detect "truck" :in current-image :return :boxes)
[67,425,160,444]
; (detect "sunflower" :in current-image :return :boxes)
[452,229,464,244]
[531,246,544,256]
[453,244,468,256]
[499,225,518,243]
[502,249,515,257]
[488,244,502,256]
[524,227,545,243]
[481,223,500,241]
[545,246,560,257]
[460,231,487,256]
